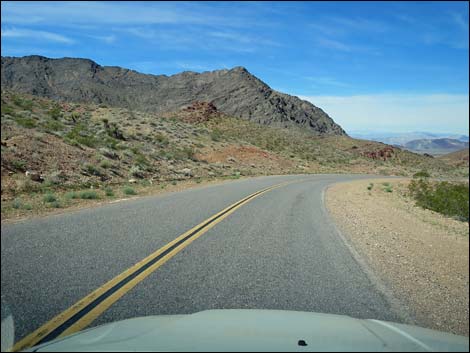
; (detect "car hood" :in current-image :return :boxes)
[28,309,469,352]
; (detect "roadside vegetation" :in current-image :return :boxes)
[408,176,469,222]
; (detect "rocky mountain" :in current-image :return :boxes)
[403,138,469,155]
[1,55,345,136]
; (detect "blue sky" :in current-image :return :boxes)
[1,1,469,134]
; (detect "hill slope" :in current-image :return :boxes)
[438,148,469,167]
[1,55,345,136]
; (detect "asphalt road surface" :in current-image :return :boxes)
[1,174,407,349]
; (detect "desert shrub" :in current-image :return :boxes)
[106,122,125,140]
[11,160,27,171]
[50,200,62,208]
[65,124,98,147]
[14,116,37,128]
[42,119,64,132]
[79,190,99,199]
[65,191,79,200]
[130,165,145,178]
[123,186,137,195]
[12,198,22,209]
[1,104,14,115]
[100,160,112,169]
[367,183,374,190]
[413,170,430,179]
[135,154,149,167]
[154,133,169,146]
[48,105,62,120]
[12,198,33,210]
[43,193,57,203]
[83,164,102,176]
[12,95,33,110]
[104,187,114,197]
[69,112,81,122]
[408,179,469,222]
[171,146,196,161]
[210,129,223,141]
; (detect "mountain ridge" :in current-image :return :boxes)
[403,138,469,155]
[1,55,346,136]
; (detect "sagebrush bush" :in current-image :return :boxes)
[123,187,137,195]
[413,170,430,178]
[408,179,469,222]
[43,193,57,203]
[65,191,79,200]
[80,190,99,199]
[104,187,114,197]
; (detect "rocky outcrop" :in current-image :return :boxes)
[1,55,346,136]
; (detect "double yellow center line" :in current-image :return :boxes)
[12,179,301,351]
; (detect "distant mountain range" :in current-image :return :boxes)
[350,131,469,155]
[350,131,469,145]
[403,138,468,155]
[1,55,345,136]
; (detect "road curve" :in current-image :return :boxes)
[1,174,406,347]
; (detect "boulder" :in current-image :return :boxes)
[25,170,44,183]
[177,168,193,177]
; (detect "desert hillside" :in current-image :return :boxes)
[2,90,466,219]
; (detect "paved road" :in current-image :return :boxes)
[1,174,406,347]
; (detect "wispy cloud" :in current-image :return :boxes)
[87,34,116,44]
[327,16,390,34]
[116,27,271,53]
[450,11,469,31]
[1,27,74,44]
[299,94,469,134]
[305,76,351,88]
[0,1,266,28]
[315,38,352,52]
[310,15,389,37]
[313,37,380,55]
[208,31,280,47]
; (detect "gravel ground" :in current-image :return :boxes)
[325,178,469,336]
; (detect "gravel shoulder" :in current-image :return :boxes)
[325,178,469,336]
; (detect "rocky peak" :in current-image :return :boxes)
[1,55,347,136]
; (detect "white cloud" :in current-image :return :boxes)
[1,28,74,44]
[88,34,116,44]
[315,38,351,52]
[298,94,469,134]
[450,11,469,32]
[0,1,253,27]
[208,31,280,47]
[115,27,262,53]
[305,76,351,88]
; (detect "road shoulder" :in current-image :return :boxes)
[325,178,469,336]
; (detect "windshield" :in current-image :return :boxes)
[1,1,469,352]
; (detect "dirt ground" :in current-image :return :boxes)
[325,178,469,336]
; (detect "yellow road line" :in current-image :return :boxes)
[11,179,300,352]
